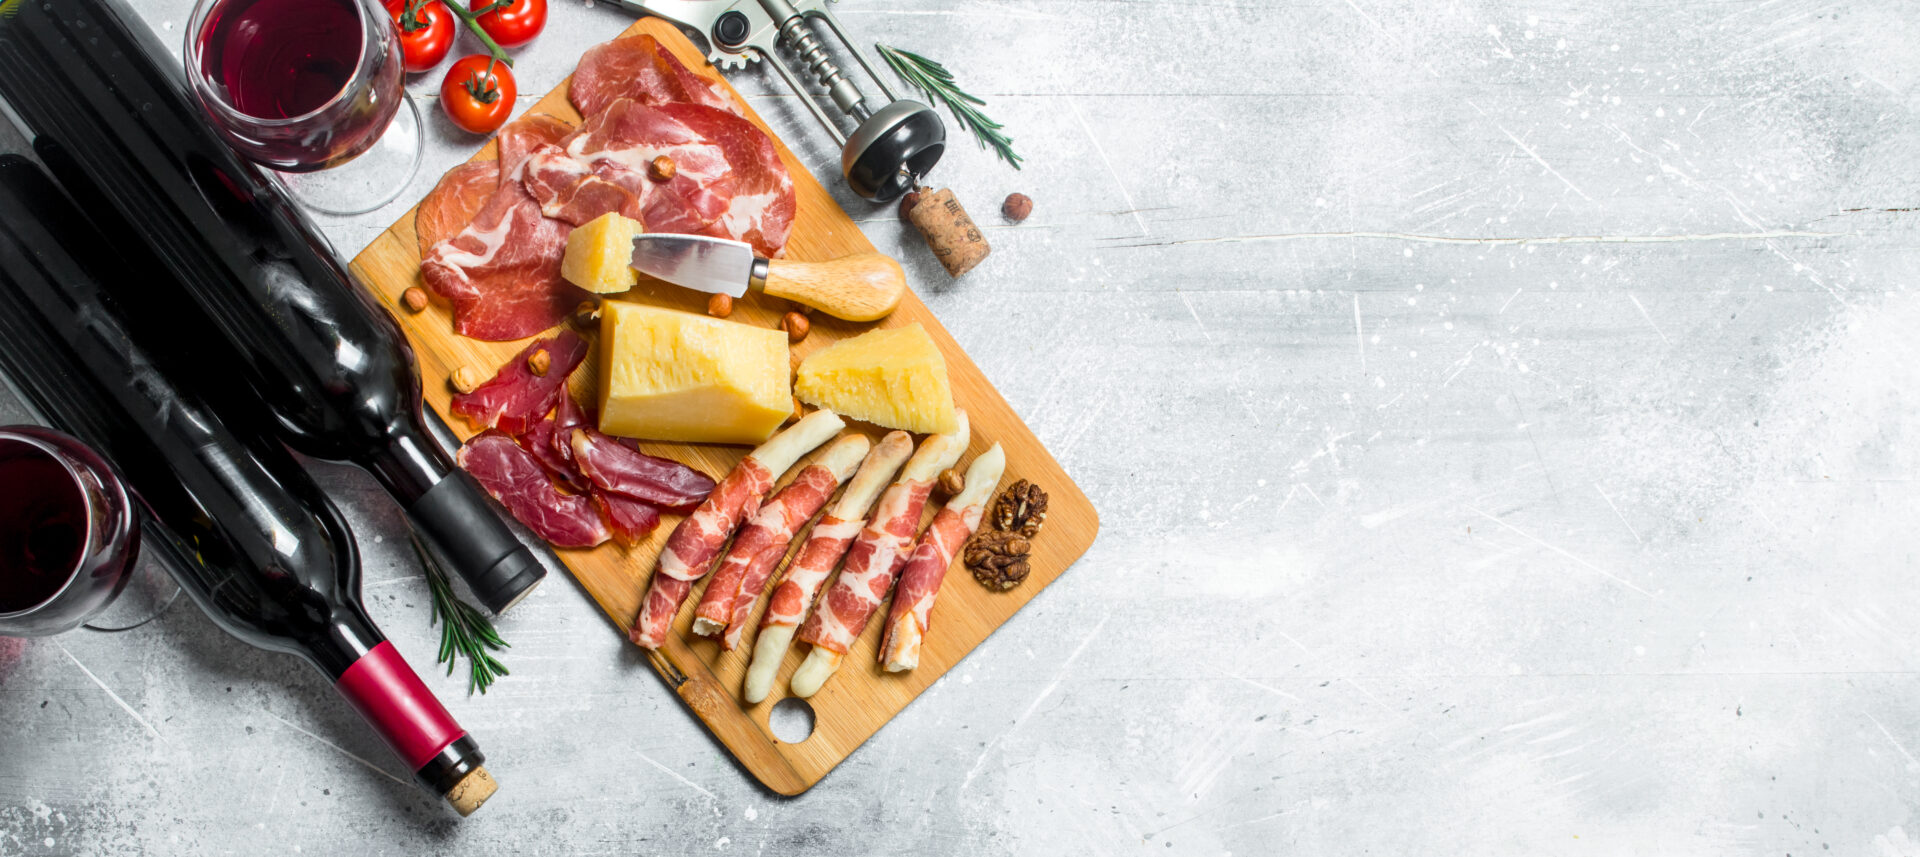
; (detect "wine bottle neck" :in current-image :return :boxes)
[362,423,451,504]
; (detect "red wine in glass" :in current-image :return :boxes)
[0,427,142,636]
[186,0,422,214]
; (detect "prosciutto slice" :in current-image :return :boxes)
[496,113,574,186]
[692,435,870,650]
[458,431,608,548]
[448,330,588,435]
[420,155,586,341]
[594,491,663,547]
[569,34,740,119]
[523,99,796,257]
[568,426,715,509]
[518,410,588,491]
[415,161,498,259]
[629,411,846,650]
[877,444,1005,672]
[790,414,969,698]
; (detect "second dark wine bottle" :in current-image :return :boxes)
[0,0,545,613]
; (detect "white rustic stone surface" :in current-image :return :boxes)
[5,0,1920,853]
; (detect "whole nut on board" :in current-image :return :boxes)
[401,286,429,313]
[1001,192,1033,222]
[527,348,551,376]
[781,311,810,343]
[707,293,734,318]
[570,300,600,328]
[935,468,965,498]
[450,365,486,394]
[967,530,1031,591]
[648,155,676,182]
[991,479,1049,537]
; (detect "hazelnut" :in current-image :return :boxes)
[936,468,965,497]
[648,155,676,182]
[570,300,600,328]
[706,293,734,318]
[780,311,810,343]
[401,286,429,313]
[450,365,486,394]
[897,188,924,222]
[527,348,551,376]
[1002,192,1032,222]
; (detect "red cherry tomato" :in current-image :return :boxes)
[385,0,453,73]
[468,0,546,49]
[440,55,516,134]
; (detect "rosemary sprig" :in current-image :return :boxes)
[875,43,1022,170]
[412,531,511,695]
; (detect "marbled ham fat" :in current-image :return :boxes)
[415,161,498,260]
[797,480,934,655]
[496,113,574,187]
[630,457,776,649]
[877,505,981,663]
[761,515,863,630]
[569,34,741,119]
[692,464,843,648]
[420,162,588,341]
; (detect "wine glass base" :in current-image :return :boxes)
[82,554,181,633]
[274,88,425,218]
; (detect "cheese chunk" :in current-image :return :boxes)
[561,212,644,294]
[795,323,958,434]
[598,301,791,444]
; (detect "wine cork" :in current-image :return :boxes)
[907,188,990,278]
[444,765,498,817]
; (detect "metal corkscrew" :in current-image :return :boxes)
[613,0,947,202]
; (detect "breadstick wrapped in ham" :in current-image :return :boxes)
[742,431,913,703]
[878,443,1005,672]
[691,433,871,647]
[629,410,845,649]
[789,412,969,697]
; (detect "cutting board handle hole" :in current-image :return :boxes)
[768,697,816,744]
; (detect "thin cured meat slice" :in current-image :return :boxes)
[569,34,739,119]
[420,156,586,341]
[523,99,796,257]
[458,431,609,548]
[496,113,574,187]
[518,410,588,491]
[877,445,1005,672]
[448,330,588,434]
[415,161,498,259]
[568,426,715,509]
[594,490,662,547]
[629,411,846,650]
[551,391,589,463]
[790,414,969,698]
[691,435,869,650]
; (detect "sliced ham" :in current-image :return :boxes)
[569,34,740,119]
[414,161,498,260]
[420,155,586,341]
[594,491,663,547]
[518,410,588,491]
[568,426,716,510]
[551,391,589,463]
[458,431,609,548]
[878,444,1005,672]
[448,330,588,435]
[496,113,574,187]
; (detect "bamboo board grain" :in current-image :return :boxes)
[348,17,1097,796]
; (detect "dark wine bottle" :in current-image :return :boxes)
[0,155,497,816]
[0,0,545,614]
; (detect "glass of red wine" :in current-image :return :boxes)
[185,0,423,216]
[0,426,175,637]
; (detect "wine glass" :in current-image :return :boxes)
[184,0,424,216]
[0,427,177,637]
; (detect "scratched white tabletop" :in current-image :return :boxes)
[5,0,1920,853]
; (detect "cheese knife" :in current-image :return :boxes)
[630,233,906,322]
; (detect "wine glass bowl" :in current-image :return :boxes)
[184,0,422,214]
[0,427,142,637]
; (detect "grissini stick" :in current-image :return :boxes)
[790,412,969,697]
[690,433,871,646]
[877,443,1005,672]
[630,410,845,650]
[743,431,912,703]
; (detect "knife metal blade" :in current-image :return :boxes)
[630,233,760,299]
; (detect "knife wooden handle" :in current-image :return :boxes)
[757,253,906,322]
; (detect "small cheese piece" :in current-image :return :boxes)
[794,323,958,434]
[598,301,791,444]
[561,212,645,294]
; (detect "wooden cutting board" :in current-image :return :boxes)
[348,17,1097,795]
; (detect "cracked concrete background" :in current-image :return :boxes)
[6,0,1920,853]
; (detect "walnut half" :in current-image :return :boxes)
[967,530,1032,591]
[991,480,1048,537]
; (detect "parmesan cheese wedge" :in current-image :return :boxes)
[597,301,791,444]
[794,323,958,434]
[561,212,645,294]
